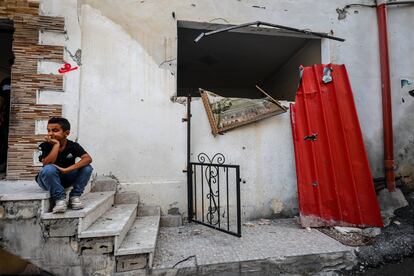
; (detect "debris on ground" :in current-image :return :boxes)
[378,188,409,226]
[243,222,255,227]
[334,226,362,235]
[258,219,271,225]
[191,229,202,235]
[353,195,414,268]
[318,227,375,247]
[361,227,381,238]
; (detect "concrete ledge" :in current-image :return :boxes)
[149,251,356,275]
[0,181,49,201]
[0,200,42,219]
[153,218,354,273]
[42,191,115,220]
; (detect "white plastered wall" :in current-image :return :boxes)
[38,0,82,141]
[39,0,414,219]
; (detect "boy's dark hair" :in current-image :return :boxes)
[48,117,70,131]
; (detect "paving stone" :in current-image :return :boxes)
[153,218,353,270]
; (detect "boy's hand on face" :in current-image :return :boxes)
[53,165,69,174]
[45,135,60,145]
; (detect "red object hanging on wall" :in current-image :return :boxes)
[290,64,383,228]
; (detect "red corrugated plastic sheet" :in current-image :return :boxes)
[290,64,383,228]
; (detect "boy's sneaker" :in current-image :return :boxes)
[70,196,84,210]
[52,199,67,213]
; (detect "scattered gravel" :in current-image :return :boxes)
[341,194,414,275]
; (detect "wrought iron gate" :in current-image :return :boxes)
[184,95,241,237]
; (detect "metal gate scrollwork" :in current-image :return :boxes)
[188,152,241,237]
[184,95,241,237]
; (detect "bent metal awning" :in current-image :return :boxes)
[193,21,345,43]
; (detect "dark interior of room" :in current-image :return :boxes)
[177,21,321,100]
[0,19,14,177]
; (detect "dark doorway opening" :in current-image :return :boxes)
[0,19,14,178]
[177,21,321,100]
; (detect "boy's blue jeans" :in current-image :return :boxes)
[36,164,93,200]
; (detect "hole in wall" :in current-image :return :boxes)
[177,21,322,100]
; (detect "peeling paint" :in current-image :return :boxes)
[336,8,347,20]
[170,96,187,105]
[168,207,180,215]
[65,47,82,66]
[70,238,79,253]
[271,198,283,214]
[401,78,413,88]
[402,78,414,97]
[400,164,414,188]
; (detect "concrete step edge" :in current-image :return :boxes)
[41,191,115,220]
[115,214,161,257]
[78,204,137,239]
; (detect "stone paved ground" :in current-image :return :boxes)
[153,218,353,270]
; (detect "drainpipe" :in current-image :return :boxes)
[376,0,395,192]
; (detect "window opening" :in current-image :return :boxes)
[177,21,323,101]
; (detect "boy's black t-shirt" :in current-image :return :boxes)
[38,140,87,168]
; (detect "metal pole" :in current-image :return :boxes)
[186,94,193,221]
[236,166,241,237]
[377,2,395,192]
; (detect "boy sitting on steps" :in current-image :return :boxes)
[36,117,93,213]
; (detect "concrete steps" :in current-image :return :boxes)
[0,178,164,275]
[79,204,137,238]
[41,191,115,236]
[114,212,161,272]
[116,216,161,256]
[79,204,137,253]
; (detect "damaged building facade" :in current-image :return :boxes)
[1,0,414,220]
